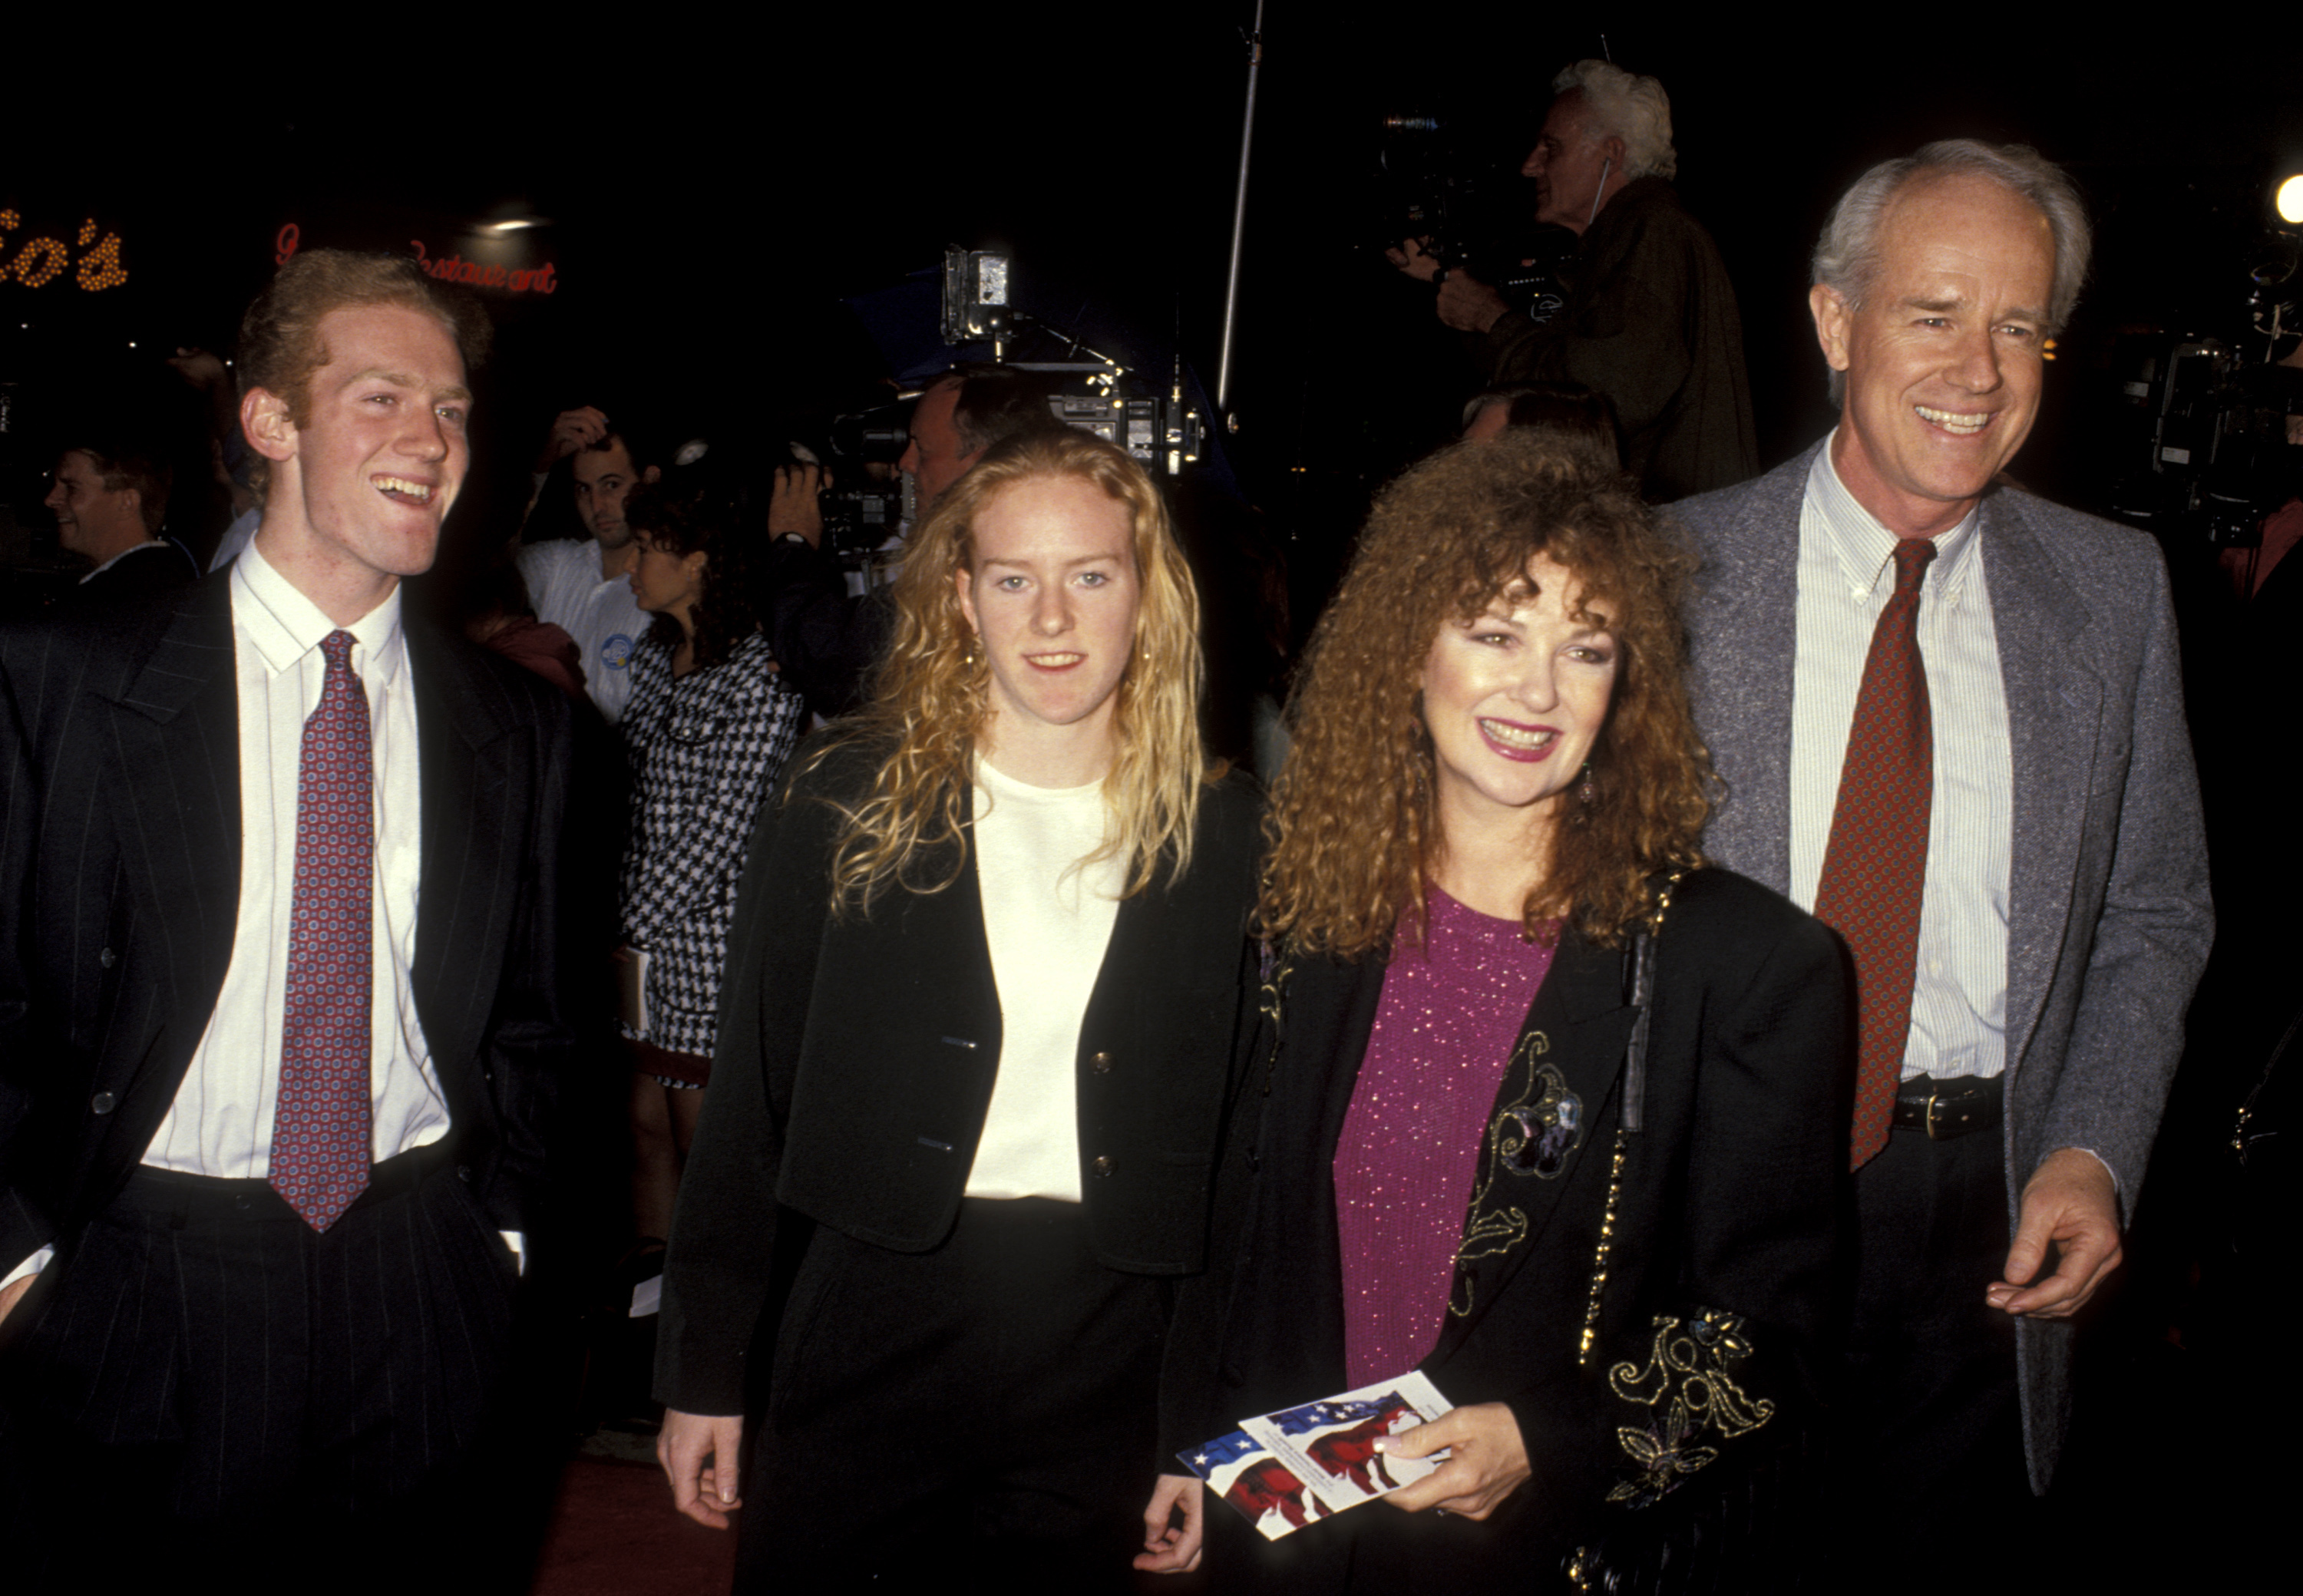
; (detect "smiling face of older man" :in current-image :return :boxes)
[1809,170,2059,540]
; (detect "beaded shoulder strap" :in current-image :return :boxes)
[1576,870,1684,1365]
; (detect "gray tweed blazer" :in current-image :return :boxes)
[1669,443,2213,1492]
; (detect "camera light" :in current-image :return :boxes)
[2279,174,2303,226]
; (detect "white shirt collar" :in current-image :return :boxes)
[231,538,407,686]
[77,539,170,583]
[1809,429,1983,602]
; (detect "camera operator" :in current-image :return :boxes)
[1392,60,1755,501]
[764,363,1064,718]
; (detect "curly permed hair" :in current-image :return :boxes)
[1257,434,1711,957]
[810,427,1216,912]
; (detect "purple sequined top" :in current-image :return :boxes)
[1333,889,1558,1387]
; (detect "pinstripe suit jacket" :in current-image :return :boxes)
[0,571,576,1281]
[1671,444,2214,1491]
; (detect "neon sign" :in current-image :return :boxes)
[0,212,130,291]
[273,223,560,295]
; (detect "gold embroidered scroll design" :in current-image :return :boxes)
[1448,1032,1574,1319]
[1604,1310,1775,1508]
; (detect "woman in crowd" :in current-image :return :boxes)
[655,429,1259,1590]
[617,481,807,1285]
[1154,435,1848,1590]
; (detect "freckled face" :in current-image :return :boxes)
[1419,553,1619,838]
[1814,171,2057,538]
[271,303,471,587]
[954,473,1142,755]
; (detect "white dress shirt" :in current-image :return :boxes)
[142,540,451,1173]
[1787,437,2014,1082]
[2,547,524,1295]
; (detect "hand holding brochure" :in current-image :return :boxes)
[1178,1372,1454,1541]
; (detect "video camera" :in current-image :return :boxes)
[808,247,1207,569]
[1369,112,1574,325]
[2103,246,2303,546]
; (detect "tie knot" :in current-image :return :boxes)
[320,630,356,672]
[1891,538,1936,594]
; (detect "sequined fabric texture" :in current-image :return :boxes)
[1333,889,1558,1386]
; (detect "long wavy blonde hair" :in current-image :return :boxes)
[812,428,1215,910]
[1257,435,1710,957]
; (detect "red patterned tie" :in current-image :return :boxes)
[270,629,373,1229]
[1813,538,1936,1171]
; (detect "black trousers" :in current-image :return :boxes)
[737,1197,1168,1593]
[1832,1124,2034,1591]
[0,1148,519,1588]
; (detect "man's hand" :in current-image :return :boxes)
[1435,272,1511,335]
[768,465,829,550]
[1988,1146,2123,1319]
[1135,1473,1204,1573]
[1376,1401,1530,1520]
[535,406,610,473]
[1386,237,1445,283]
[167,347,230,392]
[657,1408,745,1528]
[0,1272,34,1327]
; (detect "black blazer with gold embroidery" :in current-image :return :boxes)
[1168,867,1849,1575]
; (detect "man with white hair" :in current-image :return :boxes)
[1395,59,1755,499]
[1674,140,2211,1581]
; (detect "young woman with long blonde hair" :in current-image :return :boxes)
[656,428,1257,1590]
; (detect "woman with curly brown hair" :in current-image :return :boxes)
[1155,434,1849,1590]
[653,428,1260,1590]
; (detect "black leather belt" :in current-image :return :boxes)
[1891,1075,2003,1139]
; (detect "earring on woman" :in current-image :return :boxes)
[1578,762,1597,805]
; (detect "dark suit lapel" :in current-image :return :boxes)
[1981,492,2100,1079]
[407,623,520,1105]
[1440,931,1637,1349]
[97,578,240,1119]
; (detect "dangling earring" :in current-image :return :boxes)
[962,634,980,668]
[1578,762,1597,805]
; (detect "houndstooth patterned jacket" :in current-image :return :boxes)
[619,629,806,1059]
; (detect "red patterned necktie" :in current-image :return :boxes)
[270,629,374,1230]
[1813,538,1936,1171]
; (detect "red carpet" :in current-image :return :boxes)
[530,1454,738,1596]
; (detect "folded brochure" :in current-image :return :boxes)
[1178,1372,1454,1540]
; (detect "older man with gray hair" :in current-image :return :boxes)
[1672,140,2211,1583]
[1396,58,1756,500]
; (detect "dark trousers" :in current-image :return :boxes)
[738,1197,1168,1593]
[0,1148,519,1588]
[1833,1124,2034,1591]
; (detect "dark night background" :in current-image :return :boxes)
[5,18,2300,1576]
[8,20,2303,577]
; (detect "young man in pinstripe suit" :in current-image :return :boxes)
[0,252,574,1584]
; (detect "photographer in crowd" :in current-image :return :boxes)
[762,363,1065,717]
[1393,61,1755,501]
[517,406,661,722]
